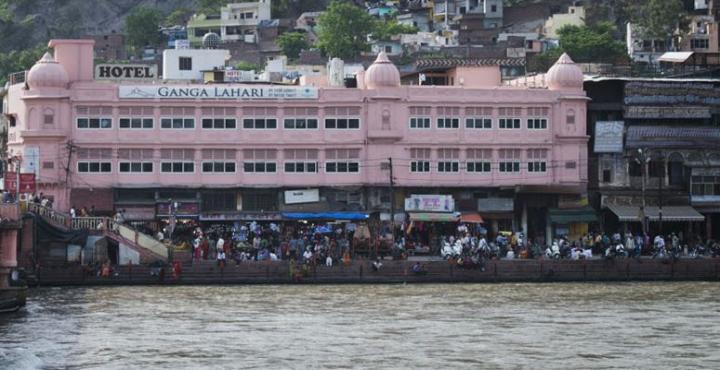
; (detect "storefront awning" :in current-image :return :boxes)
[657,51,694,63]
[606,205,705,222]
[460,213,484,223]
[409,212,459,222]
[548,207,598,224]
[282,212,369,221]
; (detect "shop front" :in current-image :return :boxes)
[403,194,463,254]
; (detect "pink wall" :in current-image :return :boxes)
[7,42,588,212]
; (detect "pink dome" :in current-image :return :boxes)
[27,52,69,89]
[364,52,400,89]
[546,53,583,91]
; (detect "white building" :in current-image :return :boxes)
[163,48,230,80]
[220,0,272,43]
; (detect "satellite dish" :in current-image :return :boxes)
[202,32,221,49]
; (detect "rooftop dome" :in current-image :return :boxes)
[545,53,583,91]
[364,52,400,89]
[26,52,69,90]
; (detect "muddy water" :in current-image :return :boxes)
[1,283,719,369]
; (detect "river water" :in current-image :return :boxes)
[1,282,719,369]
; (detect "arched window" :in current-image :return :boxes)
[566,109,576,125]
[43,108,55,125]
[667,152,685,187]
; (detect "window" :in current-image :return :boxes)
[499,149,521,173]
[202,118,236,129]
[243,118,277,129]
[201,149,236,173]
[437,117,459,128]
[527,149,547,173]
[179,56,192,70]
[76,148,112,173]
[202,191,236,212]
[325,148,360,173]
[284,149,318,173]
[410,148,431,172]
[160,149,195,173]
[384,45,392,53]
[42,161,54,169]
[285,162,317,173]
[438,161,459,172]
[409,117,431,129]
[466,117,492,129]
[118,149,154,173]
[161,117,195,129]
[527,118,547,129]
[528,162,546,172]
[602,169,612,183]
[499,118,521,129]
[437,148,459,172]
[691,176,720,196]
[691,39,709,49]
[120,117,154,129]
[284,118,318,129]
[243,149,277,173]
[410,161,430,172]
[78,161,112,173]
[77,117,112,129]
[467,149,492,173]
[43,108,54,125]
[324,118,360,129]
[491,5,497,12]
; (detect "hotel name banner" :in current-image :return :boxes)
[119,85,319,99]
[96,64,157,80]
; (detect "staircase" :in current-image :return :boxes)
[25,203,169,263]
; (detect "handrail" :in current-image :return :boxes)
[26,202,168,259]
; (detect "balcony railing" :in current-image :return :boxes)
[7,71,26,85]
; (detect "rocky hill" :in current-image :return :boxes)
[0,0,202,52]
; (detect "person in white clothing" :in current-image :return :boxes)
[216,237,225,253]
[325,255,333,267]
[303,249,313,262]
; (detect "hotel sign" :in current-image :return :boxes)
[96,64,157,80]
[118,85,319,99]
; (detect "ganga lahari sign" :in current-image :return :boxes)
[119,85,318,99]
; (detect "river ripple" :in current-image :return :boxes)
[1,282,719,369]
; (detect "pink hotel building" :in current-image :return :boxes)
[5,39,589,242]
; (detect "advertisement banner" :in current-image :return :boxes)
[284,189,320,204]
[3,172,36,193]
[594,121,624,153]
[404,194,455,212]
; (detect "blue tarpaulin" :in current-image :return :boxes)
[282,212,369,220]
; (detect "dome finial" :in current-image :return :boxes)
[545,52,583,91]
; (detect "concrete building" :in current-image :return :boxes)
[543,5,585,40]
[5,39,590,245]
[585,76,720,240]
[187,0,272,45]
[162,48,230,81]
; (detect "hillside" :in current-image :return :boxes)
[0,0,201,53]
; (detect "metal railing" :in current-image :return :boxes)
[25,202,168,260]
[8,71,27,85]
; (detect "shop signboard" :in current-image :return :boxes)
[624,106,711,119]
[404,194,455,212]
[594,121,624,153]
[119,85,318,99]
[3,172,36,193]
[284,189,320,204]
[477,197,513,212]
[200,212,283,221]
[156,202,199,216]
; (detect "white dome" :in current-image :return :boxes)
[364,52,401,89]
[27,52,69,89]
[546,53,583,91]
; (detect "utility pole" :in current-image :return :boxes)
[658,155,664,236]
[388,157,395,245]
[636,148,650,235]
[15,156,21,204]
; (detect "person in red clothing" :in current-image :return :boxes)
[200,237,209,260]
[172,261,182,280]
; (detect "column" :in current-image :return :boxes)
[546,208,553,247]
[521,202,528,244]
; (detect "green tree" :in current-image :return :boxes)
[277,31,309,60]
[0,44,46,85]
[316,1,375,59]
[125,7,163,50]
[164,7,192,27]
[198,0,226,15]
[272,0,325,18]
[529,22,627,72]
[372,20,417,41]
[627,0,686,40]
[235,60,262,71]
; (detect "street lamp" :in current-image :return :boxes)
[635,148,651,235]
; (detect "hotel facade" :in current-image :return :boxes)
[4,39,590,244]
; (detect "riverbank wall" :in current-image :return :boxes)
[32,258,720,286]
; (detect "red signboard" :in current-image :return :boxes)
[3,172,36,193]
